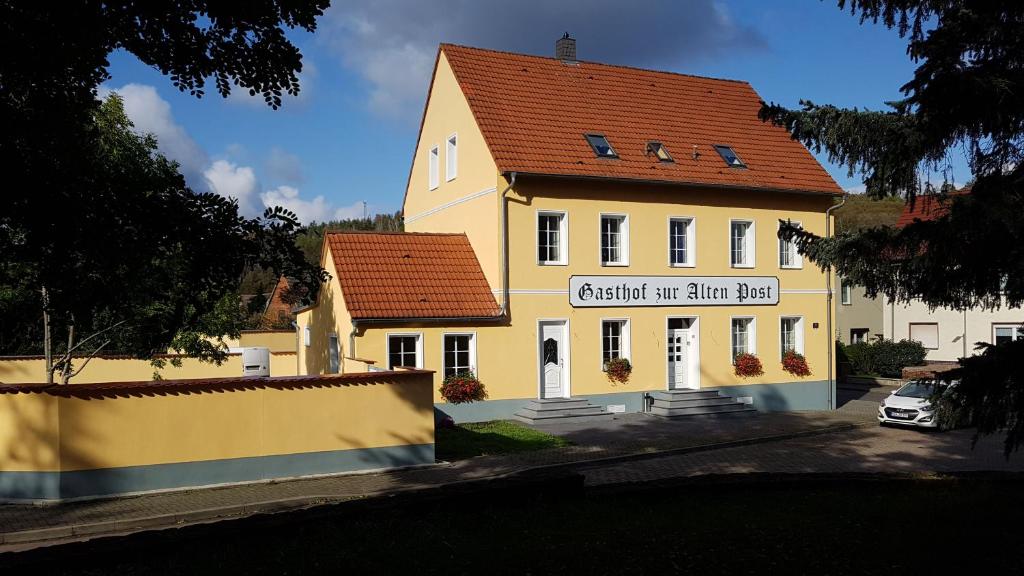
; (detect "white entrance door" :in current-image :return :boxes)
[540,321,567,398]
[667,328,690,389]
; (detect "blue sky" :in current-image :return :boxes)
[103,0,969,224]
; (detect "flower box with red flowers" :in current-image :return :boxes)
[782,350,812,377]
[439,372,488,404]
[733,353,764,378]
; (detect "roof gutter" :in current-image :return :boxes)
[824,193,847,410]
[508,171,844,197]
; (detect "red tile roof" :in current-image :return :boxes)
[440,44,843,195]
[895,192,965,228]
[261,276,294,327]
[0,370,434,397]
[327,232,500,320]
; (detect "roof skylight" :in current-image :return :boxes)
[714,145,746,168]
[585,133,618,158]
[647,141,673,162]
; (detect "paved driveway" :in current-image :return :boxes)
[583,424,1024,486]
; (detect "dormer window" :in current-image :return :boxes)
[714,144,746,168]
[647,141,673,162]
[585,133,617,158]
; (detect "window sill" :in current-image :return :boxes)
[779,265,803,270]
[730,264,755,269]
[600,262,629,267]
[670,263,696,269]
[538,261,568,267]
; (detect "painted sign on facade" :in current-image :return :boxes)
[569,275,779,307]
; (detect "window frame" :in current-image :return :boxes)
[445,132,458,182]
[536,210,569,266]
[600,318,631,370]
[327,333,340,374]
[850,328,869,345]
[713,144,747,168]
[992,323,1024,345]
[441,332,477,379]
[779,315,805,359]
[598,213,629,267]
[646,141,674,162]
[908,323,939,350]
[428,144,439,190]
[386,332,424,370]
[840,281,852,305]
[303,325,311,347]
[730,316,757,362]
[667,216,696,268]
[729,219,755,269]
[584,133,618,158]
[778,220,803,269]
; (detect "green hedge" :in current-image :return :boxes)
[838,339,927,378]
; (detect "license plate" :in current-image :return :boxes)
[892,411,909,418]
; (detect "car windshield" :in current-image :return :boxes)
[895,380,945,399]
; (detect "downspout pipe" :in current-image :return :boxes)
[825,194,847,410]
[348,172,518,363]
[498,172,517,317]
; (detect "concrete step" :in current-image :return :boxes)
[650,403,757,417]
[512,410,615,424]
[651,397,740,409]
[649,390,722,401]
[525,398,593,411]
[516,405,607,418]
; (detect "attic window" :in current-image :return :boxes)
[714,145,746,168]
[647,141,673,162]
[585,134,618,158]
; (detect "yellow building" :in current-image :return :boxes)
[297,39,844,422]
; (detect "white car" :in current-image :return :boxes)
[877,379,954,429]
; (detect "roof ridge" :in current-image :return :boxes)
[325,230,467,236]
[440,42,751,86]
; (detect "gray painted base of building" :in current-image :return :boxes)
[0,443,435,501]
[436,380,832,423]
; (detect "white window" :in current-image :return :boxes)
[730,220,754,268]
[445,133,457,181]
[850,328,869,344]
[779,221,802,269]
[600,214,628,266]
[668,217,695,267]
[993,324,1024,345]
[780,316,804,357]
[731,317,756,360]
[328,334,340,374]
[428,145,439,190]
[304,326,311,347]
[443,333,476,379]
[840,281,852,305]
[387,333,422,369]
[909,323,939,350]
[601,319,630,367]
[537,211,567,265]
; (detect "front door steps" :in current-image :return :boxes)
[650,389,757,418]
[513,398,615,424]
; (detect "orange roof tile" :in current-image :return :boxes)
[440,44,843,195]
[327,232,500,320]
[895,193,960,228]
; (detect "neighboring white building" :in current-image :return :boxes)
[872,194,1023,361]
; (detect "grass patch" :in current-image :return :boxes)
[435,420,570,461]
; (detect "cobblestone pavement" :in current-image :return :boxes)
[0,409,867,546]
[584,424,1023,486]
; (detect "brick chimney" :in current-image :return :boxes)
[555,32,576,61]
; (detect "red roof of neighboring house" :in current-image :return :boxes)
[261,276,294,326]
[438,44,843,195]
[895,192,964,228]
[326,232,500,320]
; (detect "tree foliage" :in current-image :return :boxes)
[762,1,1024,452]
[1,96,327,363]
[0,2,330,365]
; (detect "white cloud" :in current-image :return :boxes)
[333,201,372,221]
[204,160,261,216]
[101,83,210,185]
[225,61,318,108]
[845,184,867,194]
[321,0,766,121]
[261,185,334,223]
